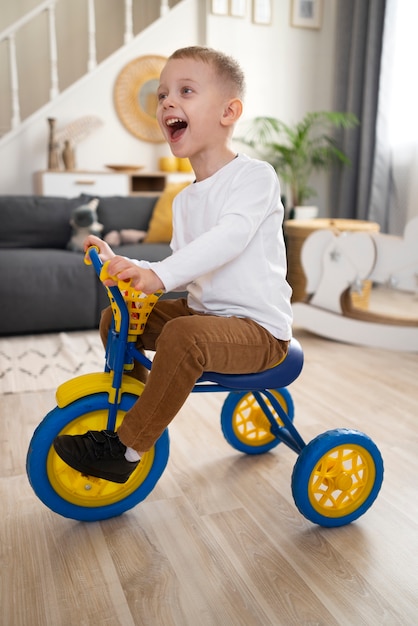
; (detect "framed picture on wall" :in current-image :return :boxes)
[230,0,247,18]
[252,0,272,25]
[291,0,323,29]
[211,0,228,15]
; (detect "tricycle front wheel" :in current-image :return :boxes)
[291,429,384,527]
[27,392,169,521]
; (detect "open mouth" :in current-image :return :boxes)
[166,117,188,140]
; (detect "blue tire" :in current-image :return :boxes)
[26,392,169,521]
[291,429,384,527]
[220,388,294,454]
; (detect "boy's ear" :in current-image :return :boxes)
[221,98,243,126]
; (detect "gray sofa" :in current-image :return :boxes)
[0,193,178,335]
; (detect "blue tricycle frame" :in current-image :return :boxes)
[26,248,384,525]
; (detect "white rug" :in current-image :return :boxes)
[0,331,105,394]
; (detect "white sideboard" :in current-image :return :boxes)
[34,170,194,197]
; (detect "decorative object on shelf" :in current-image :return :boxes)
[291,0,323,30]
[62,140,75,170]
[252,0,272,25]
[105,164,144,173]
[159,157,194,173]
[159,156,179,172]
[46,115,103,171]
[177,158,193,173]
[293,205,318,220]
[238,111,359,208]
[114,55,167,143]
[55,115,103,147]
[47,118,61,170]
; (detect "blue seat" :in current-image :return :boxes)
[198,337,304,391]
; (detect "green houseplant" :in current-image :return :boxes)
[238,111,359,208]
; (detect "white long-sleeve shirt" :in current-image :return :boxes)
[136,154,293,340]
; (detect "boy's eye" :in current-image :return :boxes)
[157,93,166,101]
[181,87,193,95]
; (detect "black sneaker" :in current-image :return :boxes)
[53,430,139,484]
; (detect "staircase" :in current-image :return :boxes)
[0,0,180,141]
[0,0,201,194]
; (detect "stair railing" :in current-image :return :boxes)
[0,0,172,137]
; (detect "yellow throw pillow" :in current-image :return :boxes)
[144,182,191,243]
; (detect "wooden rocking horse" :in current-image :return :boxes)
[292,217,418,351]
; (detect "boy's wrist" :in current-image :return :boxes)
[149,269,165,292]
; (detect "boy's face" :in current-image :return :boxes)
[157,57,236,160]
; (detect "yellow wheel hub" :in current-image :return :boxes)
[308,444,376,517]
[46,409,154,508]
[232,391,287,446]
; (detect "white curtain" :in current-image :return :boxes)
[369,0,418,234]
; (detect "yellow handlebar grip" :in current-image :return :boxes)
[99,260,131,287]
[96,260,163,335]
[84,245,100,266]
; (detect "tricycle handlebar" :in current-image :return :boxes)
[84,246,163,337]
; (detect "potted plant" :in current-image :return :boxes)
[237,111,359,210]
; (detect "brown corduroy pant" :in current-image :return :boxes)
[99,298,289,453]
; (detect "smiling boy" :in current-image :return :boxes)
[53,47,293,484]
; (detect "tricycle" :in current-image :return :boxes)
[27,247,384,526]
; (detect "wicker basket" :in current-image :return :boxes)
[283,218,380,307]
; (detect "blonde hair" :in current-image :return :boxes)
[168,46,246,100]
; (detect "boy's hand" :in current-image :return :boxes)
[105,256,165,294]
[84,235,115,262]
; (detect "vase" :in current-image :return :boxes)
[62,140,75,170]
[47,118,61,170]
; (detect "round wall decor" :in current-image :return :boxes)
[114,55,167,143]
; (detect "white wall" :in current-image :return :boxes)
[207,0,337,211]
[208,1,336,122]
[0,0,337,213]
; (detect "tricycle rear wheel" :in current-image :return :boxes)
[220,388,294,454]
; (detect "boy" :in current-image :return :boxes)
[54,46,293,483]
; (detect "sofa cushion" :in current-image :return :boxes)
[0,195,86,249]
[0,248,99,334]
[144,182,190,243]
[91,195,158,235]
[113,242,172,262]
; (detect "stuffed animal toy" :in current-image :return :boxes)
[67,198,103,252]
[104,229,147,246]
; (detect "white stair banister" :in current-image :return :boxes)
[160,0,170,16]
[1,0,60,131]
[124,0,133,44]
[8,34,21,129]
[87,0,97,72]
[0,0,180,141]
[47,2,59,99]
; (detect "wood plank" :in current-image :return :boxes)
[1,329,417,625]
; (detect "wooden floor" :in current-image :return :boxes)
[1,328,417,625]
